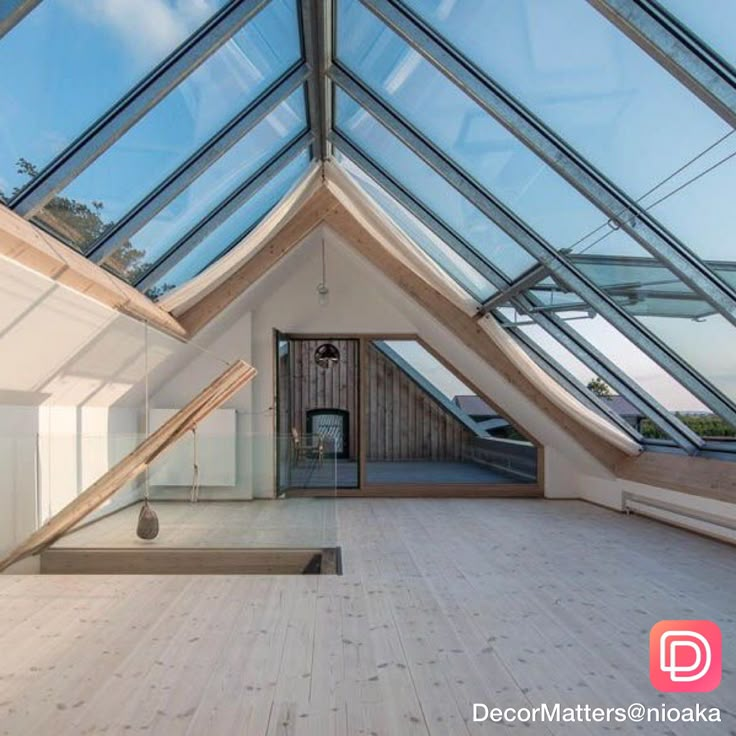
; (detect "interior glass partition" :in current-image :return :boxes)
[274,336,358,491]
[364,340,538,486]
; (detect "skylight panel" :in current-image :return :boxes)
[334,150,496,302]
[401,0,731,201]
[0,0,230,202]
[29,0,301,252]
[334,88,537,281]
[145,147,312,299]
[101,87,307,283]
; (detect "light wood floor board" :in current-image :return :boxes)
[0,499,734,735]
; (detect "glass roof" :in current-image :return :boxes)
[102,86,308,283]
[0,0,230,201]
[0,0,734,455]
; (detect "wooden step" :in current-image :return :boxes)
[40,547,341,575]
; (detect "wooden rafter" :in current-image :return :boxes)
[0,204,186,338]
[0,360,257,571]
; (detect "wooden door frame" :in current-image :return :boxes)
[274,332,543,497]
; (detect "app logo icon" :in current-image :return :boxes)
[650,621,721,692]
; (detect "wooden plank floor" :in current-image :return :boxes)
[1,499,734,735]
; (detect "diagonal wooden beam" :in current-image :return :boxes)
[178,187,341,335]
[323,202,630,471]
[0,204,186,338]
[0,359,256,571]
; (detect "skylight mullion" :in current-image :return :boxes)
[301,0,328,159]
[333,86,736,427]
[330,132,509,293]
[0,0,40,39]
[10,0,272,219]
[136,130,313,291]
[497,315,645,443]
[359,0,736,329]
[589,0,736,128]
[87,63,309,264]
[509,295,703,453]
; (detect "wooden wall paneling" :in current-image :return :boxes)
[289,338,359,460]
[364,343,473,463]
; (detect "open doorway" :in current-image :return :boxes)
[275,334,359,491]
[275,333,542,495]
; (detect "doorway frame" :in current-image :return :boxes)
[273,331,544,497]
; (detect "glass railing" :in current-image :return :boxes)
[1,428,339,558]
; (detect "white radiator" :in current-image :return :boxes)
[622,492,736,544]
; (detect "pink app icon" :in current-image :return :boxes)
[650,621,721,692]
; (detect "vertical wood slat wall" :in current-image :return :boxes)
[289,339,359,460]
[366,344,471,462]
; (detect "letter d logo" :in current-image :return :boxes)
[650,620,721,692]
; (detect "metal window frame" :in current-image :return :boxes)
[330,67,736,428]
[331,133,710,452]
[358,0,736,327]
[87,67,310,263]
[494,313,645,443]
[331,132,509,291]
[589,0,736,129]
[9,0,272,218]
[135,130,313,291]
[0,0,41,39]
[502,296,703,453]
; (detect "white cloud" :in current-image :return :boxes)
[64,0,219,70]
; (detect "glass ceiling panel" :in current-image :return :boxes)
[31,0,301,252]
[333,150,496,302]
[527,281,736,412]
[337,0,609,248]
[101,87,307,283]
[146,148,311,300]
[0,0,229,202]
[333,89,537,280]
[498,309,674,439]
[402,0,731,202]
[660,0,736,68]
[641,143,736,265]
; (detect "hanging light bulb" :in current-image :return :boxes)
[316,236,329,307]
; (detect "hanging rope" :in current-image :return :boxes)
[190,425,200,504]
[137,320,159,540]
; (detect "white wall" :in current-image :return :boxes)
[2,218,733,561]
[0,255,200,563]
